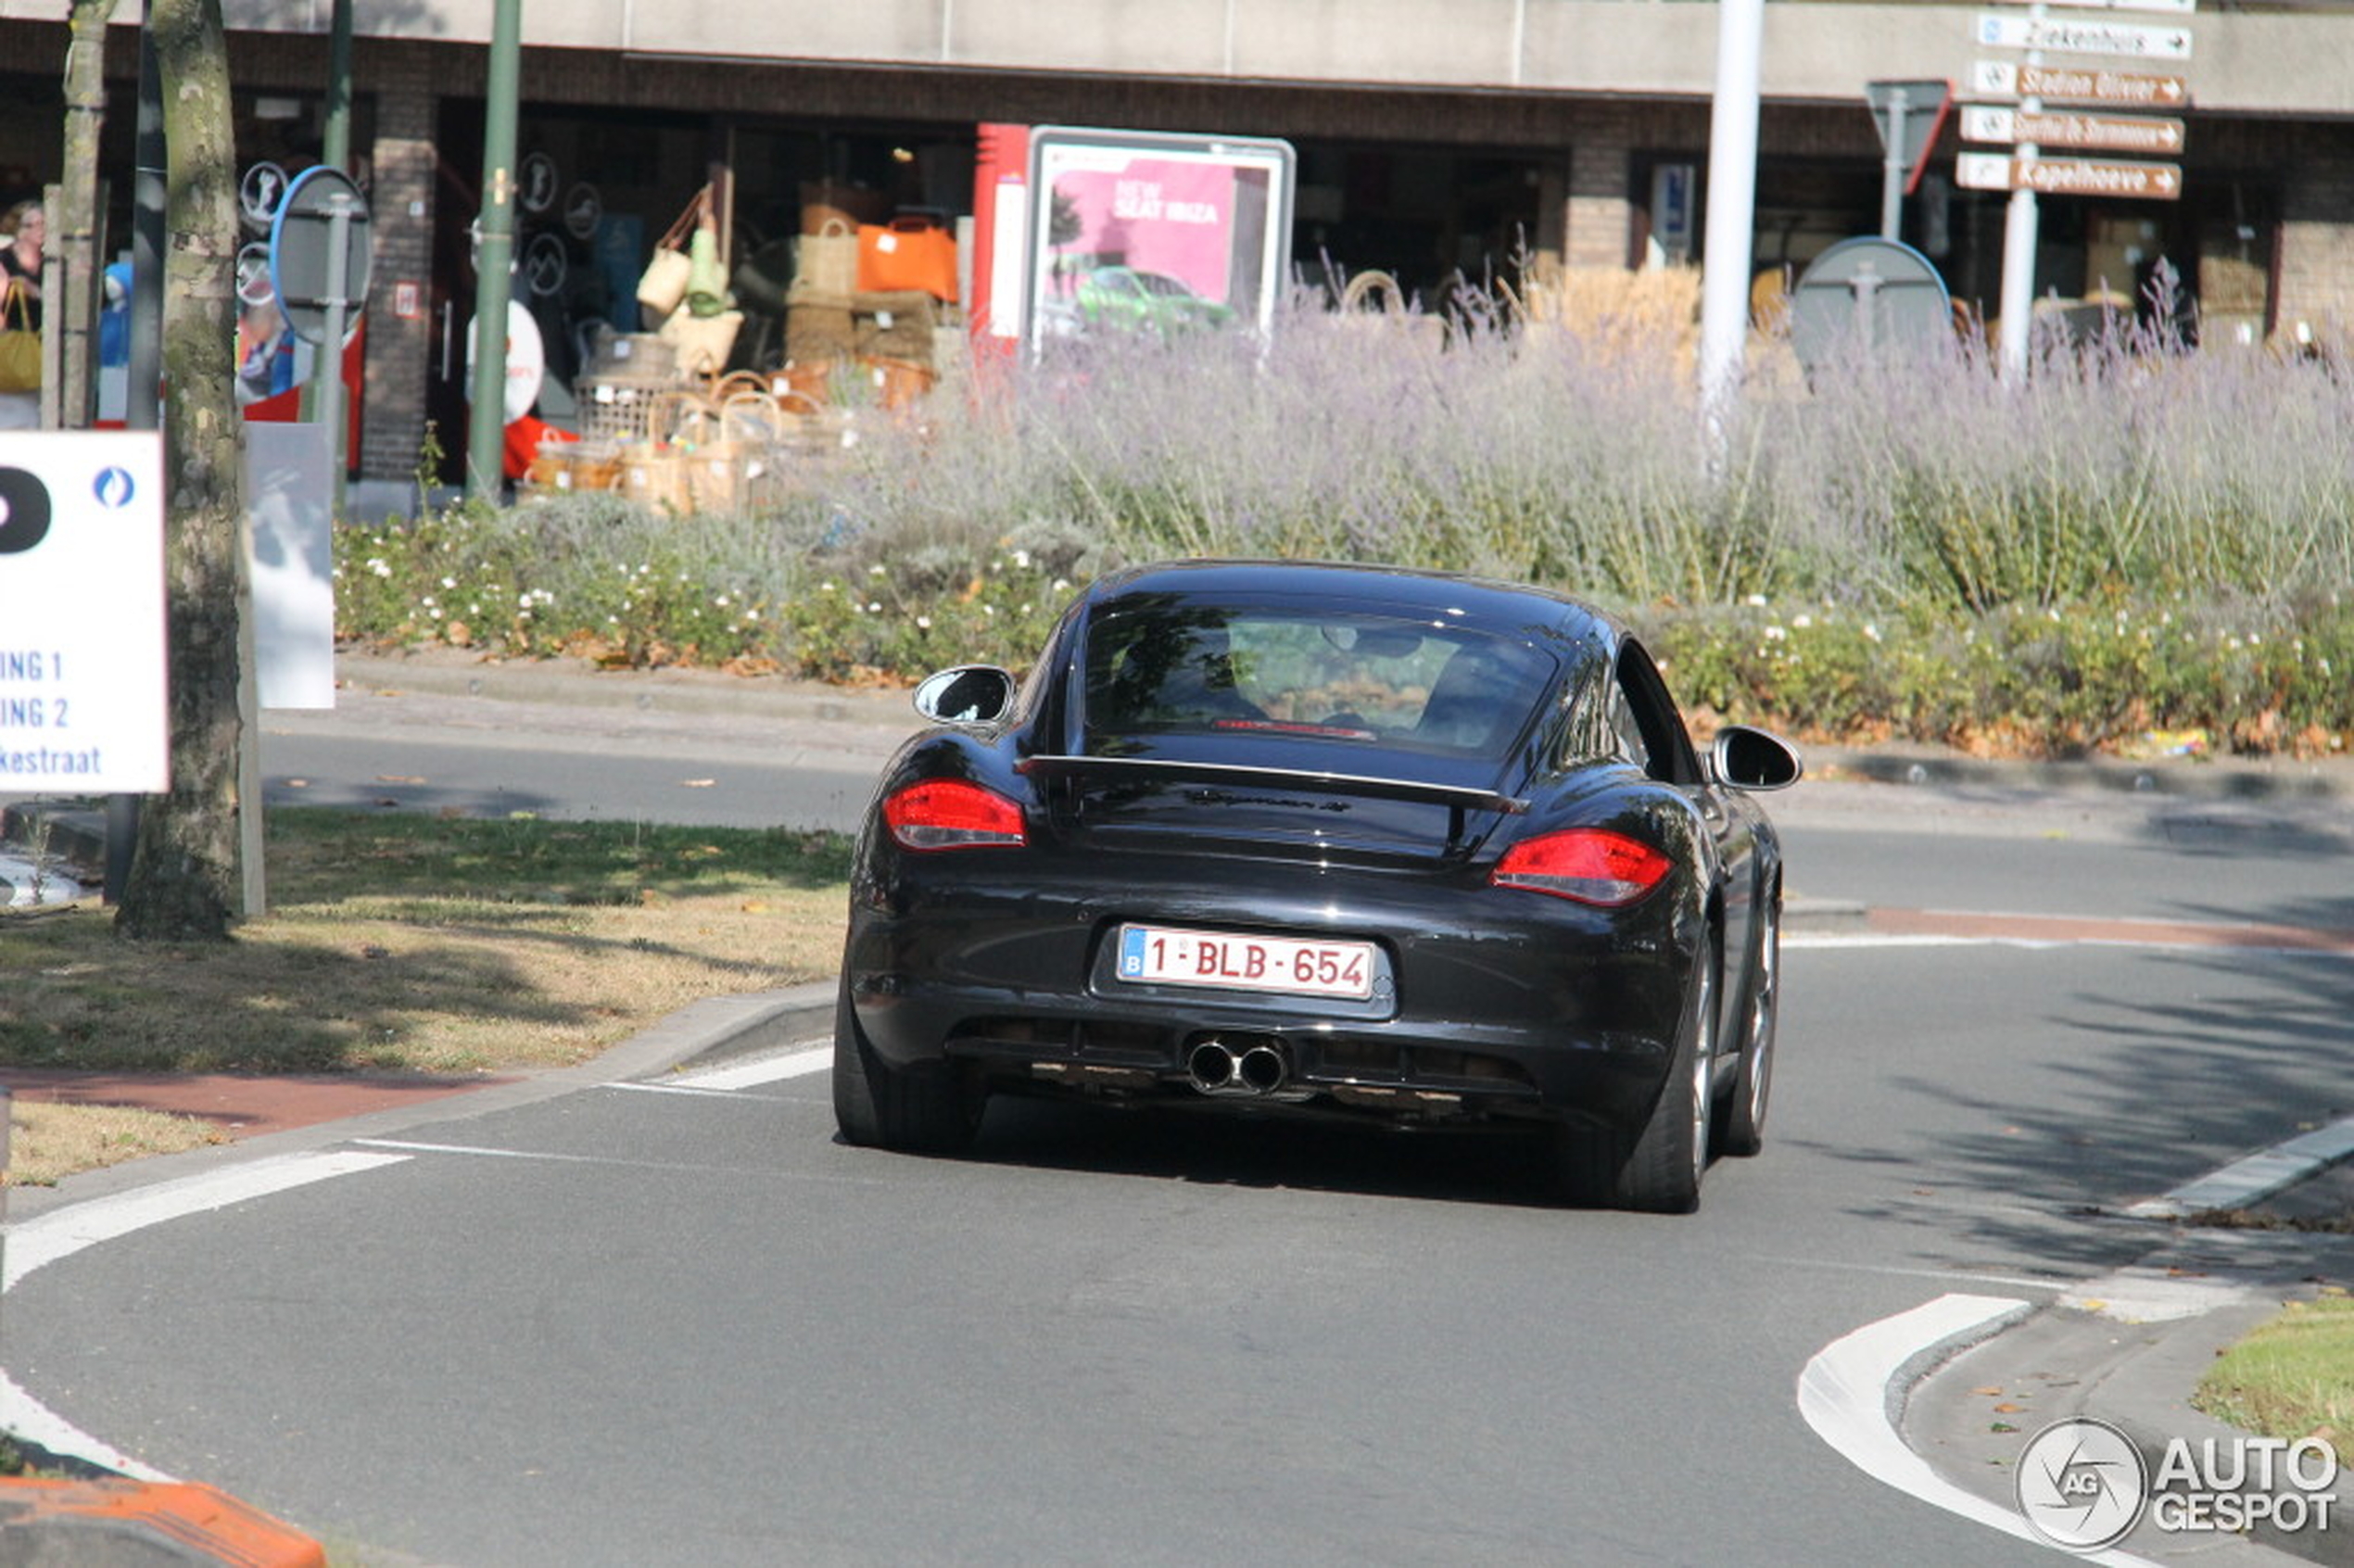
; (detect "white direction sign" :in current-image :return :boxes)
[1957,151,2184,200]
[2033,0,2194,11]
[0,433,169,793]
[1969,60,2191,106]
[1960,105,2186,155]
[1975,12,2194,60]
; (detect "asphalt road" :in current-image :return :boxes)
[7,667,2350,1564]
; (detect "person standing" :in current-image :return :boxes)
[1,201,43,328]
[0,200,42,428]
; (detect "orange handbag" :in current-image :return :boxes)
[855,216,958,303]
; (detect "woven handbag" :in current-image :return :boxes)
[0,285,39,394]
[635,187,710,322]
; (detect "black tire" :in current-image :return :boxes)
[831,975,983,1156]
[1715,886,1779,1159]
[1604,932,1717,1214]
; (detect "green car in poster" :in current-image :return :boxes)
[1069,267,1237,335]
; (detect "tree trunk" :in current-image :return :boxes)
[114,0,247,943]
[52,0,116,430]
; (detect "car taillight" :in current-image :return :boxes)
[1490,828,1671,905]
[883,779,1028,851]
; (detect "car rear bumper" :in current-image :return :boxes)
[844,858,1699,1134]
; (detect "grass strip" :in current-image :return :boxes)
[2194,1292,2354,1466]
[1,809,855,1182]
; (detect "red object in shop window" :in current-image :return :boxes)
[856,216,958,302]
[504,412,576,481]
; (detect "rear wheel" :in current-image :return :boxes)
[832,975,983,1155]
[1571,932,1715,1214]
[1715,886,1779,1158]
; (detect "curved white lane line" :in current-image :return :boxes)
[2,1150,410,1477]
[1799,1292,2162,1566]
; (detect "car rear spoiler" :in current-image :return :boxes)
[1016,753,1528,841]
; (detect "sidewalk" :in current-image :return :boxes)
[1901,1220,2354,1566]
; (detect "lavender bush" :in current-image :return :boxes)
[338,287,2354,753]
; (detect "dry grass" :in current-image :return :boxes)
[1517,264,1702,367]
[3,886,847,1076]
[5,1100,227,1188]
[0,809,854,1183]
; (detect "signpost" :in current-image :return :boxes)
[1960,105,2184,154]
[1788,236,1955,373]
[1966,0,2197,378]
[1864,80,1954,239]
[0,434,169,797]
[1968,60,2189,105]
[1974,12,2193,59]
[268,166,373,504]
[1957,152,2183,199]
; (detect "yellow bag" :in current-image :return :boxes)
[635,188,709,323]
[657,307,741,376]
[0,285,39,394]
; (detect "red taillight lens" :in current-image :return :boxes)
[883,779,1028,851]
[1491,828,1672,905]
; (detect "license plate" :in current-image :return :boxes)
[1115,924,1376,1001]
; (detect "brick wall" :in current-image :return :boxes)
[2277,139,2354,342]
[359,43,438,484]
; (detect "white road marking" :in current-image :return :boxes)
[354,1138,608,1161]
[2122,1112,2354,1220]
[348,1137,884,1185]
[0,1377,172,1482]
[1797,1292,2161,1565]
[662,1040,831,1090]
[1750,1254,2065,1294]
[4,1150,410,1291]
[1,1150,410,1479]
[1785,933,1996,950]
[1789,929,2354,959]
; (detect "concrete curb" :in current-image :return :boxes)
[1901,1228,2354,1565]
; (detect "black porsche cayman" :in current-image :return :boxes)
[833,560,1801,1211]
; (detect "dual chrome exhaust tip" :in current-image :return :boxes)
[1185,1035,1290,1097]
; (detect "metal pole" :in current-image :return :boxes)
[1697,0,1765,428]
[320,195,354,516]
[466,0,524,500]
[2,1084,11,1348]
[1879,92,1909,241]
[1997,7,2048,385]
[323,0,356,176]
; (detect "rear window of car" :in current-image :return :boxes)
[1082,605,1556,758]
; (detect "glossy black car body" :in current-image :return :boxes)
[834,561,1800,1210]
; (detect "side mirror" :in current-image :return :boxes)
[1712,725,1803,791]
[913,665,1016,727]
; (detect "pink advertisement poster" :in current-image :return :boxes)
[1045,158,1243,303]
[1026,130,1294,343]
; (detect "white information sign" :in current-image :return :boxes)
[1975,12,2194,60]
[0,433,170,793]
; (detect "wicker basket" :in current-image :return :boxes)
[575,376,682,446]
[857,354,939,411]
[569,442,625,493]
[621,442,694,516]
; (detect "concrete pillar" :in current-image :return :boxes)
[2274,150,2354,348]
[1565,109,1635,271]
[360,44,437,485]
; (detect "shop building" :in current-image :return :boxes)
[3,0,2351,483]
